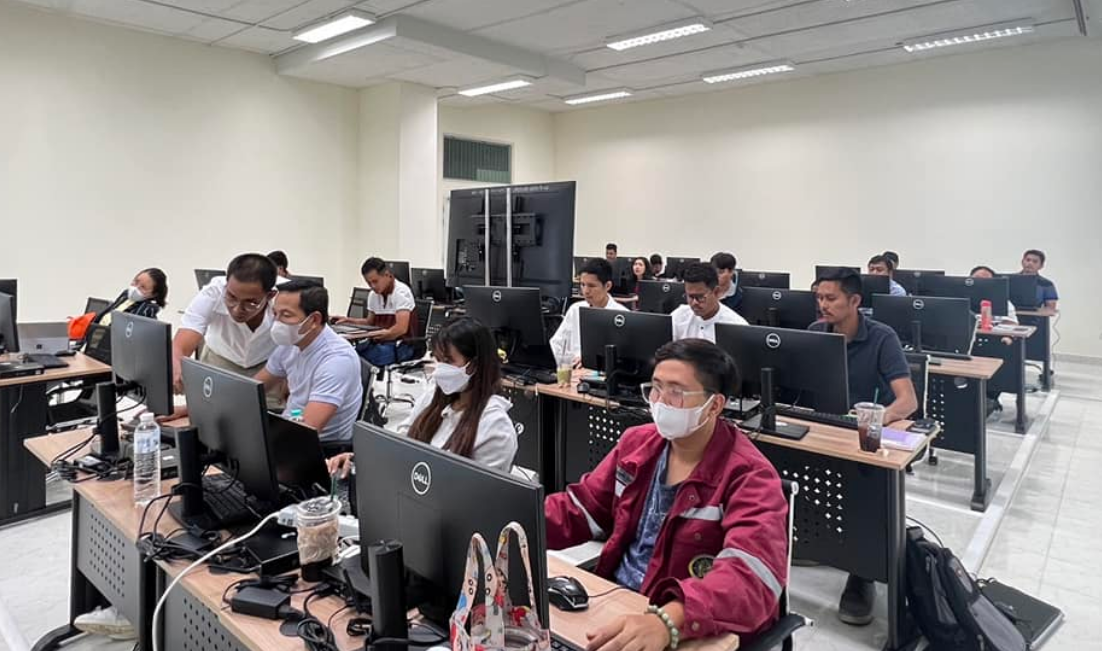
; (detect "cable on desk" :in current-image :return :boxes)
[296,586,342,651]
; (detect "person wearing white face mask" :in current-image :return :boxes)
[254,280,363,445]
[93,267,168,327]
[544,339,789,650]
[327,317,518,477]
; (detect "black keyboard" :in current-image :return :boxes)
[202,476,255,527]
[502,364,558,385]
[23,353,68,369]
[332,324,381,335]
[551,634,584,651]
[776,407,859,431]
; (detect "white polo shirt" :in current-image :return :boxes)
[265,326,363,443]
[367,279,415,318]
[550,296,629,361]
[180,276,276,368]
[397,381,517,472]
[671,303,748,343]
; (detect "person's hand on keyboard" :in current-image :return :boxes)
[584,612,673,651]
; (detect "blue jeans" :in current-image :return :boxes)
[357,340,415,367]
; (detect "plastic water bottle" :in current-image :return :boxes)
[980,300,993,331]
[133,413,162,505]
[290,408,305,423]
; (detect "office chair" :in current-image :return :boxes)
[905,352,933,469]
[741,478,809,651]
[372,299,435,422]
[347,288,371,319]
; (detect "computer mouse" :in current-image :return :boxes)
[547,576,589,612]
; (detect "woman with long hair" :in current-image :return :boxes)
[94,267,168,326]
[328,317,517,475]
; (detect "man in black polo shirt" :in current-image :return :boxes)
[1019,249,1059,310]
[809,268,917,626]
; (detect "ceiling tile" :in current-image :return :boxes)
[252,0,359,30]
[399,0,583,33]
[62,0,207,34]
[184,16,251,41]
[217,0,324,23]
[216,24,298,51]
[388,56,518,88]
[284,39,446,86]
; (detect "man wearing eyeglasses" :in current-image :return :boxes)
[172,253,279,395]
[671,263,747,343]
[545,339,788,650]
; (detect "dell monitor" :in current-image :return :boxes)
[110,313,173,416]
[288,274,325,287]
[859,274,892,307]
[194,268,226,289]
[573,256,597,278]
[387,261,412,287]
[610,257,637,295]
[580,309,673,395]
[872,295,974,357]
[739,288,817,330]
[921,275,1009,317]
[411,268,449,303]
[464,286,553,370]
[737,271,790,290]
[1006,274,1039,309]
[894,269,944,296]
[663,257,700,281]
[715,324,850,440]
[637,280,686,315]
[0,280,16,325]
[0,292,17,355]
[353,422,548,627]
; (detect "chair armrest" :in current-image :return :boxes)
[738,614,809,651]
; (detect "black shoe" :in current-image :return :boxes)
[838,575,875,626]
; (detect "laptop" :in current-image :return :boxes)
[267,414,331,496]
[17,322,71,368]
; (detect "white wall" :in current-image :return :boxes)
[554,39,1102,358]
[0,0,360,327]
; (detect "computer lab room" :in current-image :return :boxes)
[0,0,1098,650]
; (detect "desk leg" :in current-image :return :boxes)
[971,379,992,512]
[884,469,913,651]
[554,398,568,493]
[1015,338,1027,434]
[32,497,100,651]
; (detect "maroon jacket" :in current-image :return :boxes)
[545,420,788,640]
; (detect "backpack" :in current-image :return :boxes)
[906,526,1028,651]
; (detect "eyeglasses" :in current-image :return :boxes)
[686,292,711,304]
[640,382,711,409]
[223,294,268,313]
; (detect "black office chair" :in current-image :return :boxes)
[742,478,809,651]
[347,288,371,319]
[373,299,435,422]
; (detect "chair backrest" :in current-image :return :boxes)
[347,288,371,318]
[358,357,374,420]
[84,296,111,317]
[412,299,433,339]
[905,352,930,420]
[778,478,798,617]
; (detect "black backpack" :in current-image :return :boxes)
[906,526,1029,651]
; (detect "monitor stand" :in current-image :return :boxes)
[765,307,780,329]
[91,380,126,462]
[910,320,925,354]
[741,368,809,440]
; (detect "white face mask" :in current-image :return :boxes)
[434,362,471,395]
[270,317,311,347]
[127,286,147,303]
[650,395,714,441]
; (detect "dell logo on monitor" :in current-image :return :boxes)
[202,376,214,399]
[125,322,134,339]
[758,273,767,280]
[965,278,975,287]
[492,290,502,303]
[766,333,782,349]
[514,422,525,436]
[913,299,925,310]
[411,462,432,496]
[772,291,782,301]
[614,314,626,328]
[662,284,671,293]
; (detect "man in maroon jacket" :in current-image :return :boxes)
[545,339,788,651]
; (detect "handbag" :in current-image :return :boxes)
[450,522,550,651]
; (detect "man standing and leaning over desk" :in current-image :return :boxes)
[1019,249,1059,310]
[545,339,788,650]
[810,267,917,626]
[550,258,628,365]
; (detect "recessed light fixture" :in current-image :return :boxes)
[564,89,633,106]
[458,76,534,97]
[293,9,377,44]
[606,18,712,51]
[902,21,1034,53]
[702,61,795,84]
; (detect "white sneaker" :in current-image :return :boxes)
[73,605,137,640]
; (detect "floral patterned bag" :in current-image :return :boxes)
[450,522,550,651]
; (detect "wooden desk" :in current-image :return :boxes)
[1017,309,1057,390]
[925,354,1002,510]
[975,325,1037,433]
[0,353,111,525]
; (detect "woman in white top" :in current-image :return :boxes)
[328,317,518,474]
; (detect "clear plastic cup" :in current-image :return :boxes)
[854,402,885,453]
[554,351,574,387]
[295,497,341,580]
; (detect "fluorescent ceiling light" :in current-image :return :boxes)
[564,89,633,106]
[458,76,534,97]
[293,10,376,43]
[702,61,795,84]
[902,21,1034,53]
[606,18,712,51]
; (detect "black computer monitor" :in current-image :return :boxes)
[737,271,790,290]
[1006,274,1039,309]
[572,256,597,277]
[636,280,686,315]
[289,274,325,286]
[194,268,226,289]
[387,261,411,287]
[411,268,449,302]
[110,313,173,416]
[894,269,944,295]
[610,257,636,295]
[860,274,891,307]
[921,275,1009,317]
[738,288,817,330]
[0,280,16,324]
[715,324,850,439]
[180,358,280,506]
[353,422,548,627]
[815,265,860,282]
[0,292,17,354]
[664,257,700,281]
[464,286,553,369]
[871,295,974,356]
[580,309,673,392]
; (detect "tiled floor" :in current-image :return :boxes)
[2,365,1099,651]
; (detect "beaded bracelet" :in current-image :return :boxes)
[645,605,681,650]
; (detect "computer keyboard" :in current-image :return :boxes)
[502,364,558,385]
[776,407,859,431]
[551,634,584,651]
[201,476,255,527]
[332,323,380,335]
[23,353,68,369]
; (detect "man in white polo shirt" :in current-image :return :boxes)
[333,257,419,368]
[551,258,629,364]
[173,253,278,390]
[255,280,363,446]
[671,262,748,343]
